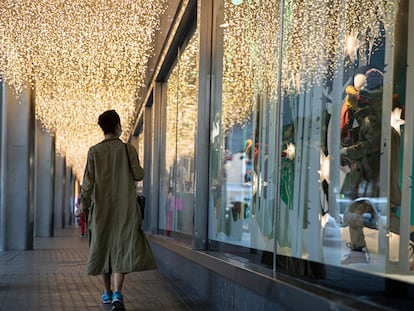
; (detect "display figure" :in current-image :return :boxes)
[340,68,384,264]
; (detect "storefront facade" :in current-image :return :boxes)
[131,0,414,308]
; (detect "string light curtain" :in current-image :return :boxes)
[0,0,166,179]
[0,0,399,177]
[281,0,399,93]
[222,0,398,130]
[165,30,199,169]
[221,0,281,131]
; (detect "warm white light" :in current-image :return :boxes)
[281,0,398,94]
[220,0,398,131]
[0,0,400,179]
[345,30,360,63]
[166,30,199,169]
[221,1,280,131]
[0,0,167,180]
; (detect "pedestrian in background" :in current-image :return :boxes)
[75,196,87,237]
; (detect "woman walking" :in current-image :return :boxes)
[81,109,156,310]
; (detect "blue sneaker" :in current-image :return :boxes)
[112,291,124,310]
[101,291,112,304]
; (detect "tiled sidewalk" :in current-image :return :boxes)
[0,227,208,311]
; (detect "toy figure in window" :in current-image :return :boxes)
[340,68,384,264]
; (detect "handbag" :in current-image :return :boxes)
[137,194,145,219]
[125,143,145,219]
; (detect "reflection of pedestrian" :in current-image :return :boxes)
[81,110,156,310]
[166,187,183,236]
[166,187,174,236]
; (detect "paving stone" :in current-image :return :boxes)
[0,227,210,311]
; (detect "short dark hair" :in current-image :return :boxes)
[98,110,120,134]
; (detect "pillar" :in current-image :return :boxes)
[34,120,55,237]
[64,166,73,227]
[54,154,66,229]
[0,82,35,250]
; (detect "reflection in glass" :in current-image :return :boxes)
[209,1,280,253]
[277,0,411,279]
[159,30,199,240]
[209,0,413,281]
[137,123,144,193]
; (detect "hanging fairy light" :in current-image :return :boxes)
[166,29,199,168]
[0,0,400,178]
[281,0,398,94]
[221,0,280,131]
[220,0,399,132]
[0,0,166,179]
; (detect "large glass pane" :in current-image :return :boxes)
[209,0,414,285]
[159,29,199,241]
[277,0,413,281]
[209,1,280,261]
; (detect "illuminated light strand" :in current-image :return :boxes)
[166,30,199,171]
[222,0,281,131]
[221,0,398,126]
[0,0,399,178]
[0,0,166,180]
[281,0,398,94]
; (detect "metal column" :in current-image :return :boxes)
[54,154,66,229]
[0,82,35,250]
[34,120,55,237]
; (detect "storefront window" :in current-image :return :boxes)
[209,1,280,257]
[159,29,199,241]
[210,0,413,283]
[277,0,413,281]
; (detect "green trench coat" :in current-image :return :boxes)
[81,138,156,275]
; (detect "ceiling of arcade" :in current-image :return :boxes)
[0,0,167,179]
